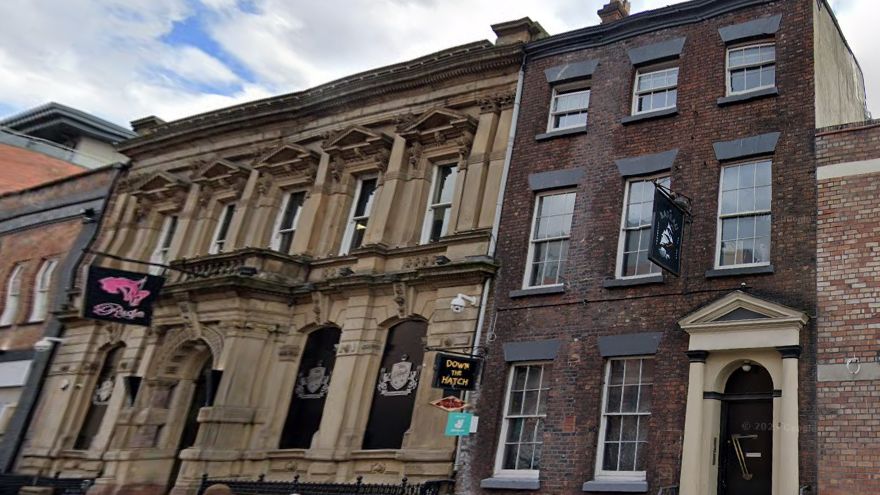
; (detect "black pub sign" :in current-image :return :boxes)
[648,187,686,277]
[432,353,481,391]
[83,266,165,327]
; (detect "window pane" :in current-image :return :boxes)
[350,218,368,250]
[638,384,653,413]
[755,161,772,186]
[635,443,648,471]
[619,443,637,471]
[554,90,590,112]
[606,416,623,443]
[621,416,639,442]
[731,69,746,93]
[606,386,622,413]
[603,442,619,471]
[503,444,519,470]
[622,385,640,412]
[513,366,528,390]
[354,178,377,217]
[761,65,776,87]
[745,68,760,91]
[434,165,456,205]
[554,112,588,129]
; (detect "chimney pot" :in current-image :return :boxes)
[598,0,631,24]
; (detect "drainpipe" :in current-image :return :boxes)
[0,161,130,473]
[453,51,526,473]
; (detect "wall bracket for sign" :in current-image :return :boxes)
[83,249,209,278]
[423,345,488,359]
[652,180,693,220]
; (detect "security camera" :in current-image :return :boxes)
[450,293,478,313]
[34,337,65,352]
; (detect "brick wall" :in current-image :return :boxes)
[816,120,880,495]
[463,1,819,494]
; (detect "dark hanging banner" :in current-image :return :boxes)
[648,187,686,277]
[83,266,165,327]
[432,353,481,391]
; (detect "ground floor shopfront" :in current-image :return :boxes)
[14,250,493,495]
[461,290,813,495]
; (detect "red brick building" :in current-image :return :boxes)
[815,119,880,495]
[0,143,85,194]
[462,1,867,494]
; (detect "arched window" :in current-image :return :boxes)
[29,259,58,322]
[279,326,341,449]
[362,320,427,450]
[0,264,25,326]
[74,346,124,450]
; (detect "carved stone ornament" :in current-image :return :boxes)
[478,92,517,113]
[192,158,252,194]
[253,143,321,183]
[408,141,423,168]
[133,196,153,223]
[128,171,192,209]
[93,378,115,405]
[393,282,407,318]
[376,355,420,397]
[323,125,394,181]
[398,108,477,150]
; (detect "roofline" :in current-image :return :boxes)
[118,40,523,155]
[525,0,773,59]
[0,161,126,201]
[0,102,135,142]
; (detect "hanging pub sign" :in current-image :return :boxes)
[648,187,686,277]
[432,352,481,391]
[83,266,165,327]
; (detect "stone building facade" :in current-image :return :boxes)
[814,119,880,495]
[12,19,546,495]
[462,1,866,495]
[0,164,120,470]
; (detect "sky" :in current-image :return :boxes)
[0,0,873,128]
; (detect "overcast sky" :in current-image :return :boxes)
[0,0,872,128]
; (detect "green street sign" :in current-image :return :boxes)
[444,412,474,436]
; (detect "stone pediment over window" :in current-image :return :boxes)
[253,143,320,182]
[678,291,808,351]
[191,159,252,190]
[323,126,393,180]
[129,171,191,206]
[399,108,476,169]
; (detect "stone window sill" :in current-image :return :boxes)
[481,477,540,491]
[705,264,774,278]
[535,125,588,141]
[509,285,566,298]
[717,87,779,106]
[620,107,678,125]
[582,479,648,493]
[602,274,664,289]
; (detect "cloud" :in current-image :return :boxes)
[0,0,876,127]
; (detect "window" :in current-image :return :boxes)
[524,191,575,288]
[0,264,24,326]
[421,164,457,243]
[209,204,235,254]
[727,43,775,95]
[28,259,58,322]
[547,84,590,131]
[632,67,678,114]
[74,346,124,450]
[340,176,377,255]
[494,363,551,476]
[149,215,178,274]
[717,160,772,267]
[596,358,653,479]
[271,191,306,254]
[617,176,670,278]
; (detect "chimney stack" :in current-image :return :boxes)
[598,0,631,24]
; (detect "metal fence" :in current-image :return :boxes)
[197,474,454,495]
[657,486,679,495]
[0,474,94,495]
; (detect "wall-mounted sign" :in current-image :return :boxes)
[430,395,468,412]
[445,412,476,436]
[432,353,481,391]
[648,187,686,277]
[83,266,165,327]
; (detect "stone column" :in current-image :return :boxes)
[777,346,800,495]
[679,350,708,495]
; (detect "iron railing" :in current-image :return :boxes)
[0,474,94,495]
[657,485,679,495]
[197,474,454,495]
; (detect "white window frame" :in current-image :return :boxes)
[28,259,58,322]
[492,361,550,479]
[547,82,591,132]
[615,175,669,279]
[631,65,679,115]
[725,42,776,96]
[270,191,306,253]
[339,175,378,255]
[420,163,457,244]
[0,264,25,326]
[149,215,178,274]
[594,357,653,482]
[209,203,236,255]
[522,190,576,289]
[714,160,772,269]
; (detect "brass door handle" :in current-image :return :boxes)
[731,434,758,480]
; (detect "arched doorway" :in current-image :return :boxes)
[166,345,217,491]
[718,364,773,495]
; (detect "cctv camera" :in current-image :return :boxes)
[450,293,477,313]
